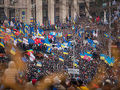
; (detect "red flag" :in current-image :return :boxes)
[34,38,39,45]
[15,31,19,36]
[26,52,30,56]
[13,29,17,31]
[48,35,53,39]
[38,38,43,44]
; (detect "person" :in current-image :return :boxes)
[67,78,78,90]
[96,16,100,24]
[76,79,89,90]
[32,78,37,85]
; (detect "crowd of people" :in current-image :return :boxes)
[0,14,120,90]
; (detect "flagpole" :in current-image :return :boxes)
[73,29,76,78]
[108,1,112,58]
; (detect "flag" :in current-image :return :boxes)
[75,27,78,34]
[14,39,17,46]
[17,38,23,43]
[105,56,111,65]
[68,41,71,47]
[59,56,64,62]
[85,52,92,58]
[38,69,41,73]
[23,38,29,45]
[44,54,48,58]
[10,47,16,55]
[44,43,51,46]
[79,32,81,38]
[73,61,78,67]
[63,37,67,43]
[61,44,65,48]
[36,62,42,67]
[67,33,72,37]
[49,32,56,36]
[38,21,40,27]
[91,43,96,48]
[72,25,75,30]
[0,35,3,39]
[100,54,106,60]
[110,57,114,66]
[38,28,44,36]
[0,28,5,32]
[22,57,27,62]
[83,55,88,60]
[0,42,4,48]
[48,35,53,39]
[46,47,52,53]
[52,53,55,56]
[105,56,115,66]
[57,42,61,48]
[28,38,35,44]
[63,51,68,55]
[58,32,62,37]
[111,57,115,64]
[82,55,91,61]
[44,36,50,45]
[87,39,93,44]
[80,53,85,59]
[55,25,57,29]
[27,49,34,53]
[48,20,51,26]
[104,33,109,38]
[86,51,91,54]
[29,52,35,61]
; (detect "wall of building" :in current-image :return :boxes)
[0,0,93,25]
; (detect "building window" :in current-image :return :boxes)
[31,0,36,23]
[31,0,36,4]
[79,3,85,17]
[89,2,95,7]
[68,0,73,19]
[55,0,59,3]
[69,5,71,17]
[0,0,4,5]
[9,8,15,20]
[10,0,14,5]
[0,8,6,24]
[10,0,18,5]
[42,0,48,25]
[54,0,60,23]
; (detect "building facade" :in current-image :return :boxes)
[0,0,29,24]
[0,0,94,25]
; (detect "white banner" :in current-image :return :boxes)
[23,38,28,45]
[68,68,79,74]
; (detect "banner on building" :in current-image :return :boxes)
[22,10,25,20]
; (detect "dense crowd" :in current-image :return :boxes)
[0,14,120,90]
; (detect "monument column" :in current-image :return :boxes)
[66,0,69,20]
[36,0,43,25]
[60,0,67,23]
[85,1,90,17]
[48,0,55,25]
[71,0,78,21]
[4,0,9,18]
